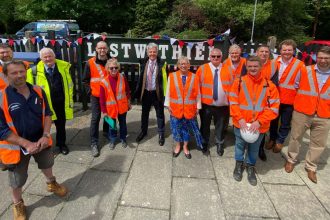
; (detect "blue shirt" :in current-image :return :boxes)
[0,83,52,142]
[315,65,330,92]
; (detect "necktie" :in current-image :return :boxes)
[47,68,53,76]
[213,69,218,101]
[182,75,186,86]
[148,61,155,90]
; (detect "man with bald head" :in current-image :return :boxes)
[27,47,73,155]
[196,48,232,156]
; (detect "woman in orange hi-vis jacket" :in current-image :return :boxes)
[229,56,280,186]
[164,56,203,159]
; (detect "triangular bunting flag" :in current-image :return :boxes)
[30,37,36,44]
[101,35,106,41]
[207,39,214,47]
[153,35,160,40]
[67,41,72,47]
[8,39,14,46]
[14,40,21,45]
[86,35,91,40]
[57,40,64,46]
[229,37,236,44]
[44,39,50,46]
[197,42,204,47]
[170,38,177,45]
[187,42,194,49]
[93,33,100,39]
[223,29,230,35]
[215,35,222,41]
[22,38,28,45]
[50,39,56,46]
[162,35,170,40]
[1,38,7,44]
[77,37,83,45]
[178,40,185,48]
[36,37,43,43]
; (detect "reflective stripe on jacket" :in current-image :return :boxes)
[196,64,232,105]
[89,57,108,97]
[26,59,74,120]
[294,65,330,118]
[277,57,305,105]
[0,86,52,165]
[100,74,129,118]
[229,73,280,133]
[222,57,247,80]
[169,71,199,119]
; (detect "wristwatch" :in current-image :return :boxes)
[43,132,51,138]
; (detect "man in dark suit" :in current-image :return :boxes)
[135,43,166,146]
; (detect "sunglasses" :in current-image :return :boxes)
[211,55,221,58]
[109,67,119,70]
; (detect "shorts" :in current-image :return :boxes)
[8,147,54,188]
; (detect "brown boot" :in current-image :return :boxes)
[265,140,275,150]
[273,143,283,153]
[284,161,295,173]
[13,200,26,220]
[305,168,317,183]
[47,180,68,197]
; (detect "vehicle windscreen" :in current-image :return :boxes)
[36,22,67,35]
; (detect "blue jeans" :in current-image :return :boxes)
[108,112,127,143]
[269,104,293,144]
[234,127,265,165]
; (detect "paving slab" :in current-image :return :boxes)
[171,177,225,220]
[56,169,127,220]
[264,184,330,219]
[1,194,63,220]
[295,163,330,213]
[90,145,136,172]
[114,206,169,220]
[55,144,94,165]
[26,161,87,197]
[172,150,215,179]
[121,151,172,210]
[211,157,277,218]
[256,150,305,185]
[225,216,275,220]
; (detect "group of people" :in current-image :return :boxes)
[0,38,329,220]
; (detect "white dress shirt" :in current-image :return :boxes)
[209,63,228,106]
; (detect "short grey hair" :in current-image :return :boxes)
[39,47,55,59]
[177,56,190,66]
[229,44,242,54]
[147,42,158,52]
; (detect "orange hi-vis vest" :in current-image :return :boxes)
[223,57,247,80]
[169,71,199,120]
[196,64,232,105]
[277,57,305,105]
[100,74,129,119]
[0,86,52,165]
[229,73,280,133]
[0,72,8,90]
[294,65,330,118]
[88,57,108,97]
[261,59,277,80]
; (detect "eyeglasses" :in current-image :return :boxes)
[109,67,119,70]
[211,55,221,58]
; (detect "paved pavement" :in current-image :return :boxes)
[1,104,330,220]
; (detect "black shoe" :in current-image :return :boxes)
[201,143,208,154]
[216,144,224,156]
[91,144,100,157]
[184,152,192,159]
[159,134,165,146]
[109,142,115,150]
[233,161,244,182]
[173,149,181,157]
[136,132,146,142]
[60,145,69,155]
[258,146,267,161]
[246,164,257,186]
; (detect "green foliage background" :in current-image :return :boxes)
[0,0,329,43]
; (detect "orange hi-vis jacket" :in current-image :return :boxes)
[223,57,247,80]
[276,56,306,105]
[229,73,280,133]
[169,71,200,120]
[261,59,278,81]
[294,65,330,118]
[196,63,232,105]
[88,57,108,97]
[100,74,129,119]
[0,86,52,165]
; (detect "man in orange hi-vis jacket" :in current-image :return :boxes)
[229,56,279,186]
[284,46,330,184]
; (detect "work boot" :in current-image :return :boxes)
[216,144,224,156]
[13,199,26,220]
[246,164,257,186]
[47,180,68,197]
[273,143,283,153]
[233,161,244,182]
[265,140,275,150]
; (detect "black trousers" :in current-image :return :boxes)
[52,100,66,147]
[199,104,229,146]
[141,90,165,135]
[90,95,109,145]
